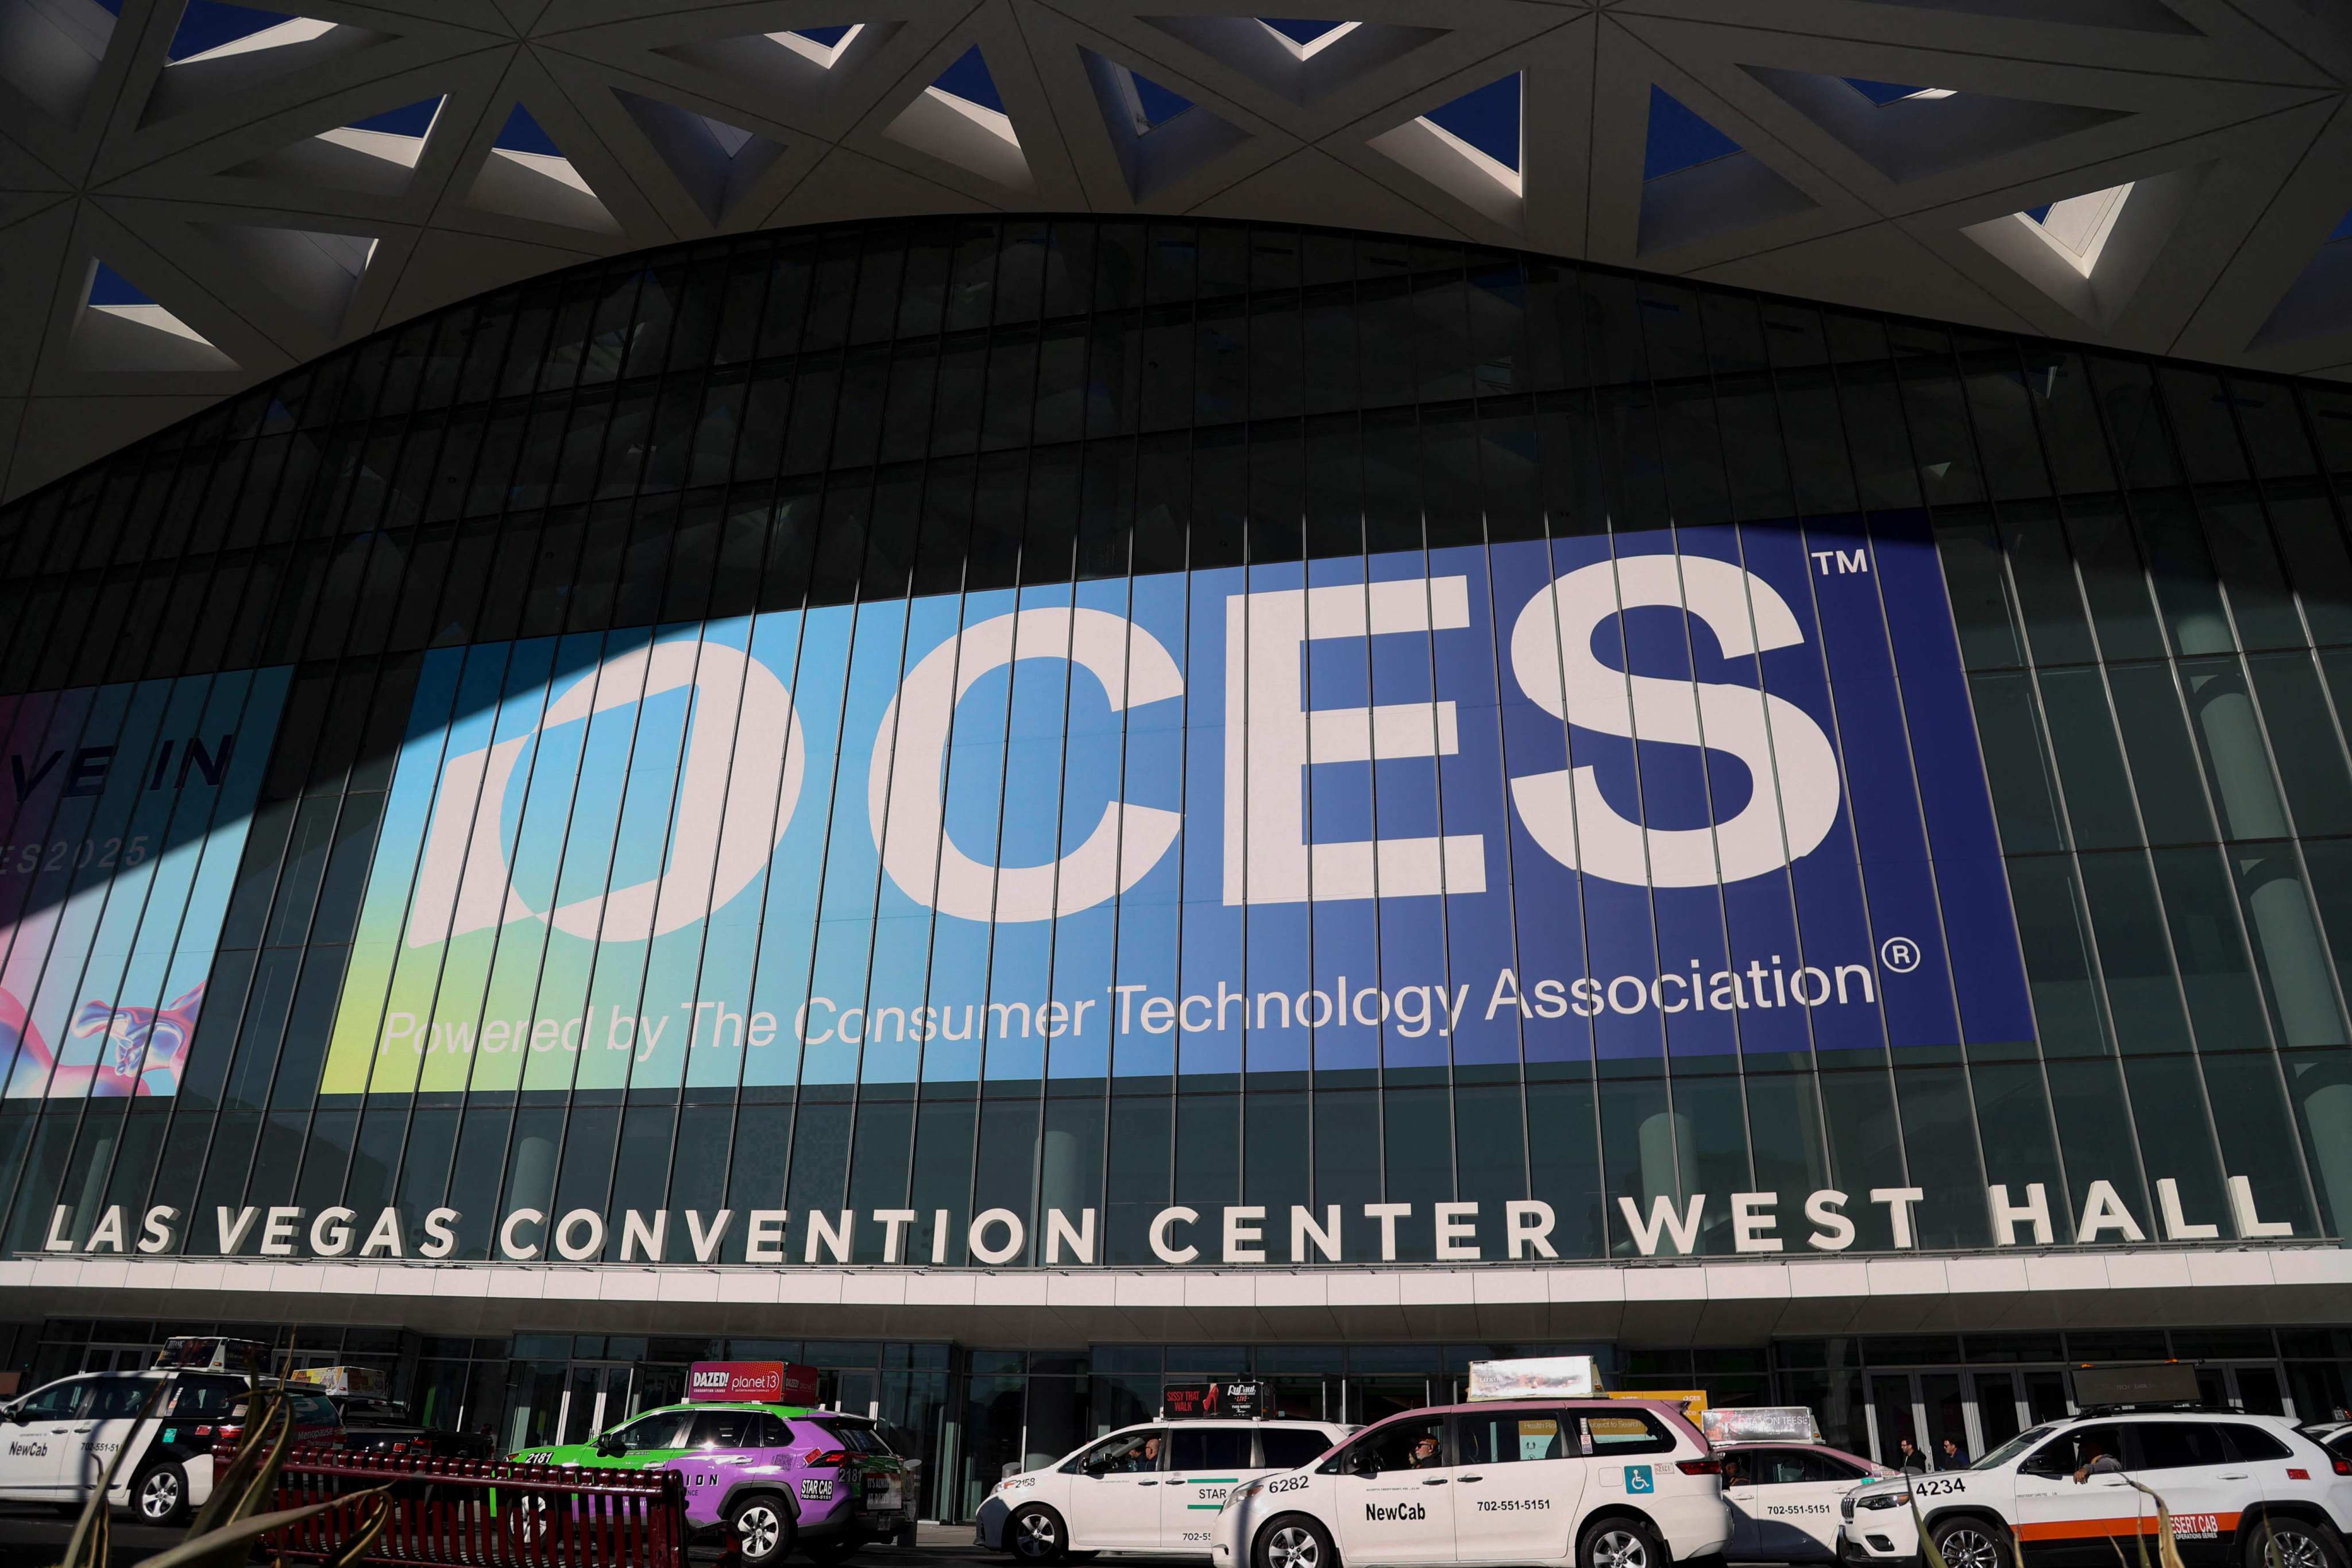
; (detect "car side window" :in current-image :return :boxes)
[1582,1412,1677,1458]
[1806,1452,1868,1482]
[1346,1416,1449,1474]
[86,1378,155,1419]
[2223,1426,2292,1463]
[1260,1430,1333,1469]
[619,1411,695,1451]
[2023,1426,2124,1477]
[693,1411,761,1449]
[167,1377,246,1419]
[20,1380,91,1420]
[2131,1423,2227,1471]
[1077,1430,1165,1476]
[1171,1427,1252,1470]
[755,1413,795,1447]
[1758,1450,1816,1486]
[1458,1411,1565,1466]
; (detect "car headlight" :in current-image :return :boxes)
[1857,1493,1910,1511]
[1222,1482,1267,1512]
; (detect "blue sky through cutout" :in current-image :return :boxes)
[933,47,1004,113]
[2331,208,2352,243]
[88,263,153,307]
[1423,74,1519,170]
[1127,69,1193,128]
[1644,86,1738,179]
[168,1,295,60]
[2025,202,2054,223]
[1261,18,1347,46]
[794,25,856,47]
[495,104,563,157]
[348,97,441,137]
[1844,78,1924,105]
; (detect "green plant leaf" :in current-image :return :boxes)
[184,1391,292,1540]
[1909,1486,1948,1568]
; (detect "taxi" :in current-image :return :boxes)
[1212,1398,1729,1568]
[1836,1411,2352,1568]
[1708,1408,1892,1562]
[978,1418,1353,1560]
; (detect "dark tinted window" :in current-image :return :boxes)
[2022,1425,2124,1476]
[616,1409,694,1450]
[1584,1411,1676,1458]
[1458,1410,1567,1465]
[756,1413,795,1447]
[1260,1429,1334,1469]
[2222,1426,2292,1462]
[693,1409,762,1448]
[166,1377,247,1418]
[1170,1427,1252,1470]
[20,1380,90,1419]
[1350,1415,1449,1472]
[87,1378,155,1419]
[2131,1423,2229,1470]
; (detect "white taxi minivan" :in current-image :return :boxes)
[1214,1399,1729,1568]
[979,1418,1354,1560]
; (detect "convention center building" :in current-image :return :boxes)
[3,0,2352,1521]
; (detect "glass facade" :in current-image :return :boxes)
[6,214,2352,1273]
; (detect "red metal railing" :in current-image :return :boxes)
[255,1447,690,1568]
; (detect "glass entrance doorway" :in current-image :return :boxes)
[2196,1364,2288,1415]
[1865,1359,2297,1466]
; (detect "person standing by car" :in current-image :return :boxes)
[1895,1437,1928,1474]
[1938,1438,1967,1470]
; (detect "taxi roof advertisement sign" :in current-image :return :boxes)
[689,1361,819,1404]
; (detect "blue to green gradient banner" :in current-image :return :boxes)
[321,519,2033,1095]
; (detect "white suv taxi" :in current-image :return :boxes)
[1837,1412,2352,1568]
[1214,1399,1729,1568]
[978,1418,1354,1559]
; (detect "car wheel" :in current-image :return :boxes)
[2246,1516,2347,1568]
[729,1494,795,1566]
[1007,1504,1067,1564]
[1931,1516,2013,1568]
[134,1461,190,1527]
[1580,1517,1667,1568]
[1256,1516,1335,1568]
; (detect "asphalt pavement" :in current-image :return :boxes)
[0,1511,1068,1568]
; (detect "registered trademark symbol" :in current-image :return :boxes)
[1880,936,1921,973]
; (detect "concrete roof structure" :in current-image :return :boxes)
[3,0,2350,503]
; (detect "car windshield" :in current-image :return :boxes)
[1975,1424,2059,1471]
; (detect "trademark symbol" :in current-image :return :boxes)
[1880,936,1921,973]
[1810,548,1869,576]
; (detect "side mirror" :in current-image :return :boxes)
[1349,1452,1378,1478]
[594,1433,625,1458]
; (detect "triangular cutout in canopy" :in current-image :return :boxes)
[616,90,787,223]
[141,2,389,124]
[2253,209,2352,350]
[883,46,1032,193]
[1369,72,1521,230]
[1140,14,1446,106]
[1743,65,2129,183]
[1080,48,1249,200]
[1638,86,1812,254]
[71,261,239,372]
[223,95,442,195]
[468,104,621,234]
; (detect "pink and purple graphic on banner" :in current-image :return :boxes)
[0,667,288,1098]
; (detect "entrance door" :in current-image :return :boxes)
[2194,1365,2291,1417]
[1972,1373,2025,1458]
[558,1365,634,1446]
[1868,1376,1922,1469]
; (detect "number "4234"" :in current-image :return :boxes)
[1914,1477,1967,1497]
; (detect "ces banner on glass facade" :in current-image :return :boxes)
[322,517,2033,1095]
[0,667,288,1097]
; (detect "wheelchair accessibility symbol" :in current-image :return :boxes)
[1625,1466,1654,1494]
